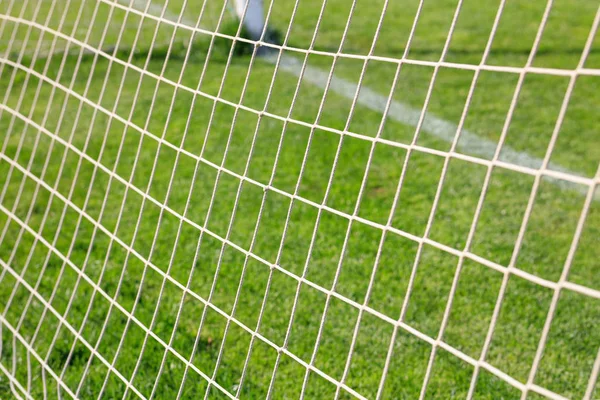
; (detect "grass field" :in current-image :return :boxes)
[0,0,599,399]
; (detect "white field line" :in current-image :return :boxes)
[270,54,581,174]
[5,0,595,197]
[271,61,597,197]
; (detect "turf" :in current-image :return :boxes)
[0,0,599,399]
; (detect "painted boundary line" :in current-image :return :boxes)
[271,54,588,179]
[271,60,596,197]
[117,0,594,197]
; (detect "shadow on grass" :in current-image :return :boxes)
[5,20,280,74]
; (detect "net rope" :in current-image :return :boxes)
[0,0,599,399]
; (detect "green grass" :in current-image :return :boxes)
[0,0,599,399]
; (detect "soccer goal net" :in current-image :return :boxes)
[0,0,599,399]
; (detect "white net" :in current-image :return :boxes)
[0,0,599,399]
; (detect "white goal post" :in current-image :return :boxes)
[233,0,267,41]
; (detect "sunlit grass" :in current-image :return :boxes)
[0,0,599,399]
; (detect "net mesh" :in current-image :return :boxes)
[0,0,599,399]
